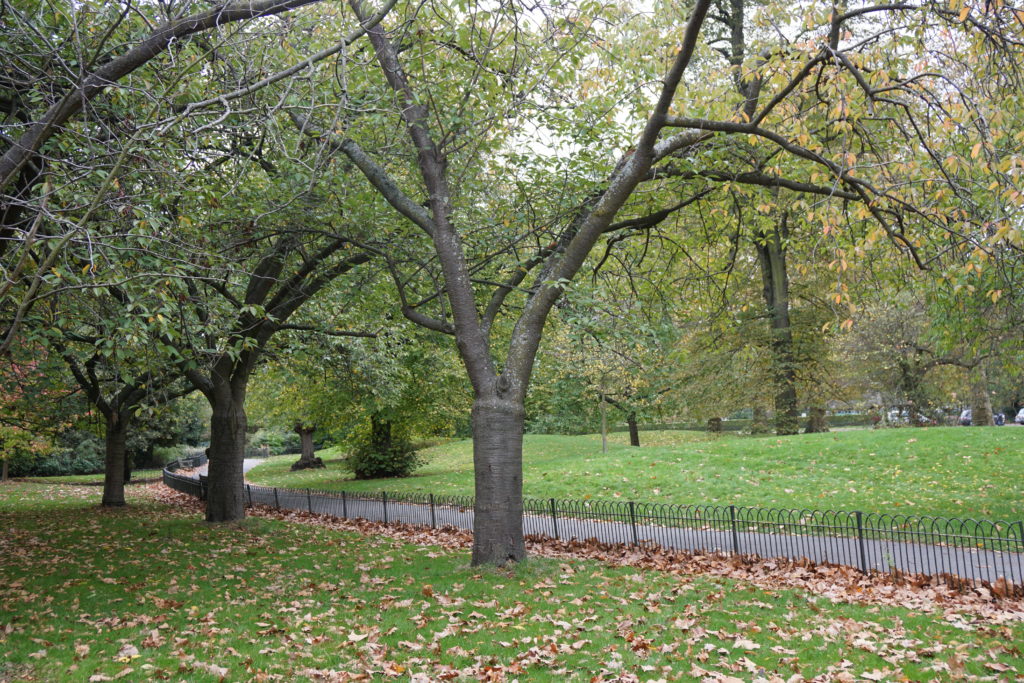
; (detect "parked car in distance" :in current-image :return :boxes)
[959,409,972,426]
[1017,407,1024,425]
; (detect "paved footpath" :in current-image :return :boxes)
[193,459,262,476]
[166,467,1022,589]
[228,482,1023,589]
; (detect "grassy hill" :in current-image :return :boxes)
[246,426,1024,521]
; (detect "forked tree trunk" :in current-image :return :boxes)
[627,412,640,447]
[206,395,248,522]
[102,414,129,507]
[470,397,526,566]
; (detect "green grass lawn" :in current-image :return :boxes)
[247,426,1024,521]
[1,481,1021,682]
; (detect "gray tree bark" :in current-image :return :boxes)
[205,387,248,522]
[470,397,526,566]
[102,413,129,507]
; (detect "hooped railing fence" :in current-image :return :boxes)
[163,459,1024,596]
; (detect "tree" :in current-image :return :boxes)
[281,0,1024,564]
[0,0,397,354]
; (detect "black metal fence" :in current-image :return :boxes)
[162,461,1023,595]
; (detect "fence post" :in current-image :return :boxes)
[729,505,739,555]
[273,487,280,510]
[628,501,638,546]
[342,490,348,519]
[382,491,389,524]
[247,484,252,508]
[307,488,313,514]
[855,510,868,574]
[429,493,437,529]
[549,498,559,540]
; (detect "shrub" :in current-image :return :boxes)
[343,431,423,479]
[150,445,185,466]
[10,429,104,477]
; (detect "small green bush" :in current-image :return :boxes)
[344,433,423,479]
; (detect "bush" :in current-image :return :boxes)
[10,429,104,477]
[150,445,185,466]
[344,432,423,479]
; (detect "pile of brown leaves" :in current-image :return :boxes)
[149,483,1024,620]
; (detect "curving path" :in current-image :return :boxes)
[193,458,263,477]
[164,468,1023,591]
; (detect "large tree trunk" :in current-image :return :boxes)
[471,397,526,567]
[755,219,799,436]
[2,458,8,482]
[627,412,640,447]
[205,392,248,522]
[102,414,129,507]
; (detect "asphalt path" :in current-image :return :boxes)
[166,467,1022,589]
[231,482,1022,588]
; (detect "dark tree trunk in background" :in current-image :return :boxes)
[627,412,640,447]
[971,364,994,426]
[2,458,9,482]
[471,397,527,566]
[370,414,393,452]
[707,417,723,433]
[751,406,771,434]
[755,218,799,436]
[291,424,323,470]
[804,406,829,433]
[102,414,129,507]
[123,448,133,484]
